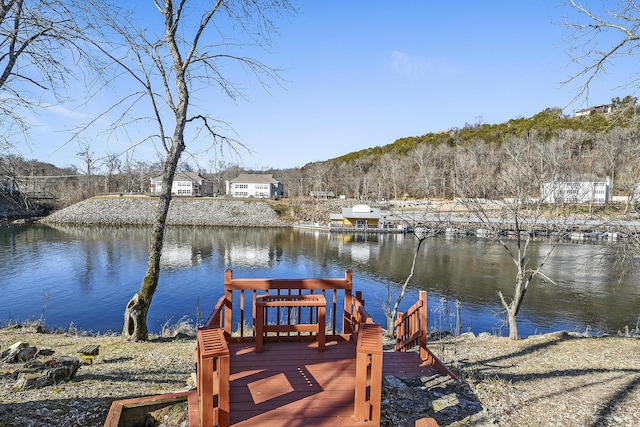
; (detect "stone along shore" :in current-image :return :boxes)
[39,196,290,227]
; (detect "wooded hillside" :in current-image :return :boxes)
[274,99,640,204]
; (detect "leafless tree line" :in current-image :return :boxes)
[9,121,640,212]
[275,125,640,209]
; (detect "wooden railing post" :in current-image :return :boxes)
[419,290,428,360]
[396,311,405,348]
[196,328,230,427]
[354,323,382,425]
[394,291,429,356]
[224,270,234,337]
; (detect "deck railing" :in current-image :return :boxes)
[220,269,356,340]
[394,290,428,359]
[196,270,385,426]
[394,290,458,380]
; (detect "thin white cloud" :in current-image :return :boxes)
[389,51,462,78]
[45,104,93,120]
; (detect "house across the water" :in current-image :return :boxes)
[541,177,611,204]
[330,204,383,229]
[150,172,215,197]
[226,173,283,198]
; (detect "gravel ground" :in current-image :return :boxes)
[2,327,640,427]
[0,328,195,427]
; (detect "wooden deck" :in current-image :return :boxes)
[106,272,451,426]
[205,338,440,426]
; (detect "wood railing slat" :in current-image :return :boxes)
[394,290,428,357]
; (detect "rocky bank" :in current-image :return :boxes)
[39,196,290,227]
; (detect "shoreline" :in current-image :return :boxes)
[33,195,640,234]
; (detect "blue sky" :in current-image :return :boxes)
[15,1,636,171]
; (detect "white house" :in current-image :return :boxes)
[226,174,283,198]
[150,171,214,197]
[574,104,614,117]
[541,177,611,204]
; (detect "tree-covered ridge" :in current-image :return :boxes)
[281,99,640,206]
[331,106,623,165]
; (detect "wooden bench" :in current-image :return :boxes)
[255,294,327,353]
[77,344,100,364]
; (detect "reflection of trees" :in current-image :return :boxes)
[8,225,640,334]
[295,230,639,333]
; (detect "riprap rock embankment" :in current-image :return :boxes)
[40,196,290,227]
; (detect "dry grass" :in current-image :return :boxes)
[2,326,640,426]
[0,326,196,426]
[431,332,640,427]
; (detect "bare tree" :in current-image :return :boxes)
[103,153,121,193]
[0,0,88,149]
[412,144,436,198]
[306,162,331,194]
[565,1,640,97]
[616,141,640,212]
[75,142,97,176]
[382,207,452,333]
[565,1,640,270]
[383,227,435,333]
[455,135,575,339]
[77,0,295,341]
[378,154,406,201]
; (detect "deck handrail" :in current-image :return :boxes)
[394,290,458,381]
[345,290,376,340]
[394,290,428,359]
[202,295,227,331]
[220,269,354,340]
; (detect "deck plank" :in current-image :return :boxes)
[228,339,358,425]
[205,338,441,426]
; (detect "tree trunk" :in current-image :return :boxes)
[122,293,150,341]
[122,144,183,341]
[507,306,519,340]
[386,237,424,334]
[499,288,523,341]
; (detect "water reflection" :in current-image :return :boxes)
[0,224,638,336]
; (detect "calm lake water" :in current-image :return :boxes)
[1,224,637,337]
